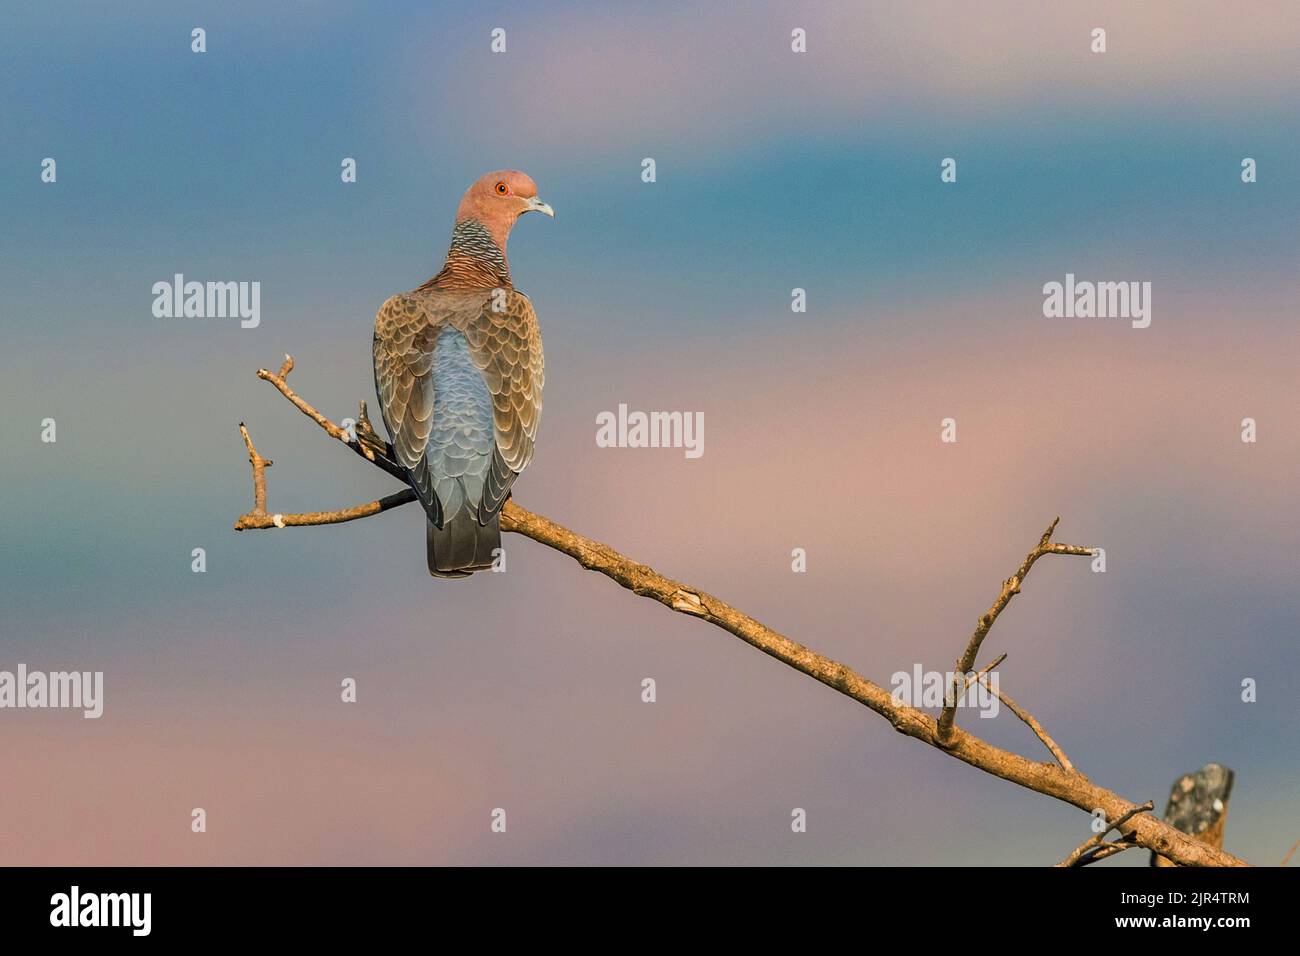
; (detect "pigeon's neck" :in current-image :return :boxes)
[423,218,512,291]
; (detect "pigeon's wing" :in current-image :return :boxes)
[461,290,544,518]
[373,293,443,524]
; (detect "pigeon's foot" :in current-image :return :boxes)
[354,400,392,461]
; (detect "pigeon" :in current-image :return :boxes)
[372,170,552,577]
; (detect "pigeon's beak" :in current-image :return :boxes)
[524,197,555,218]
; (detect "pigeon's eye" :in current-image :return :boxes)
[495,182,509,195]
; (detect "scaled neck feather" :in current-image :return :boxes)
[421,219,512,291]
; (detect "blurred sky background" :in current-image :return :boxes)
[1,0,1297,865]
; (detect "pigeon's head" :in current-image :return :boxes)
[456,170,554,245]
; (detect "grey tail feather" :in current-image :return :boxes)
[427,511,500,578]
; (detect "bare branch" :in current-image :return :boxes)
[232,357,1249,868]
[234,415,416,530]
[238,424,270,515]
[235,485,417,530]
[960,652,1007,688]
[497,505,1238,865]
[1073,840,1139,867]
[937,518,1094,744]
[1280,839,1299,867]
[957,653,1076,770]
[1056,801,1156,867]
[232,357,421,530]
[261,354,348,445]
[966,669,1077,774]
[257,354,408,483]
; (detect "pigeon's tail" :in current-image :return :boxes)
[427,511,500,578]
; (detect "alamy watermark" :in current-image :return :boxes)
[152,274,260,328]
[50,886,150,936]
[596,404,704,459]
[1042,273,1151,329]
[0,665,103,718]
[890,664,1000,719]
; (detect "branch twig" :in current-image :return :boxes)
[1281,839,1300,867]
[1056,801,1155,867]
[1072,840,1138,867]
[959,652,1006,692]
[966,669,1077,774]
[231,357,1248,868]
[937,519,1094,744]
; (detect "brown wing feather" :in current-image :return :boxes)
[372,293,444,521]
[461,291,544,515]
